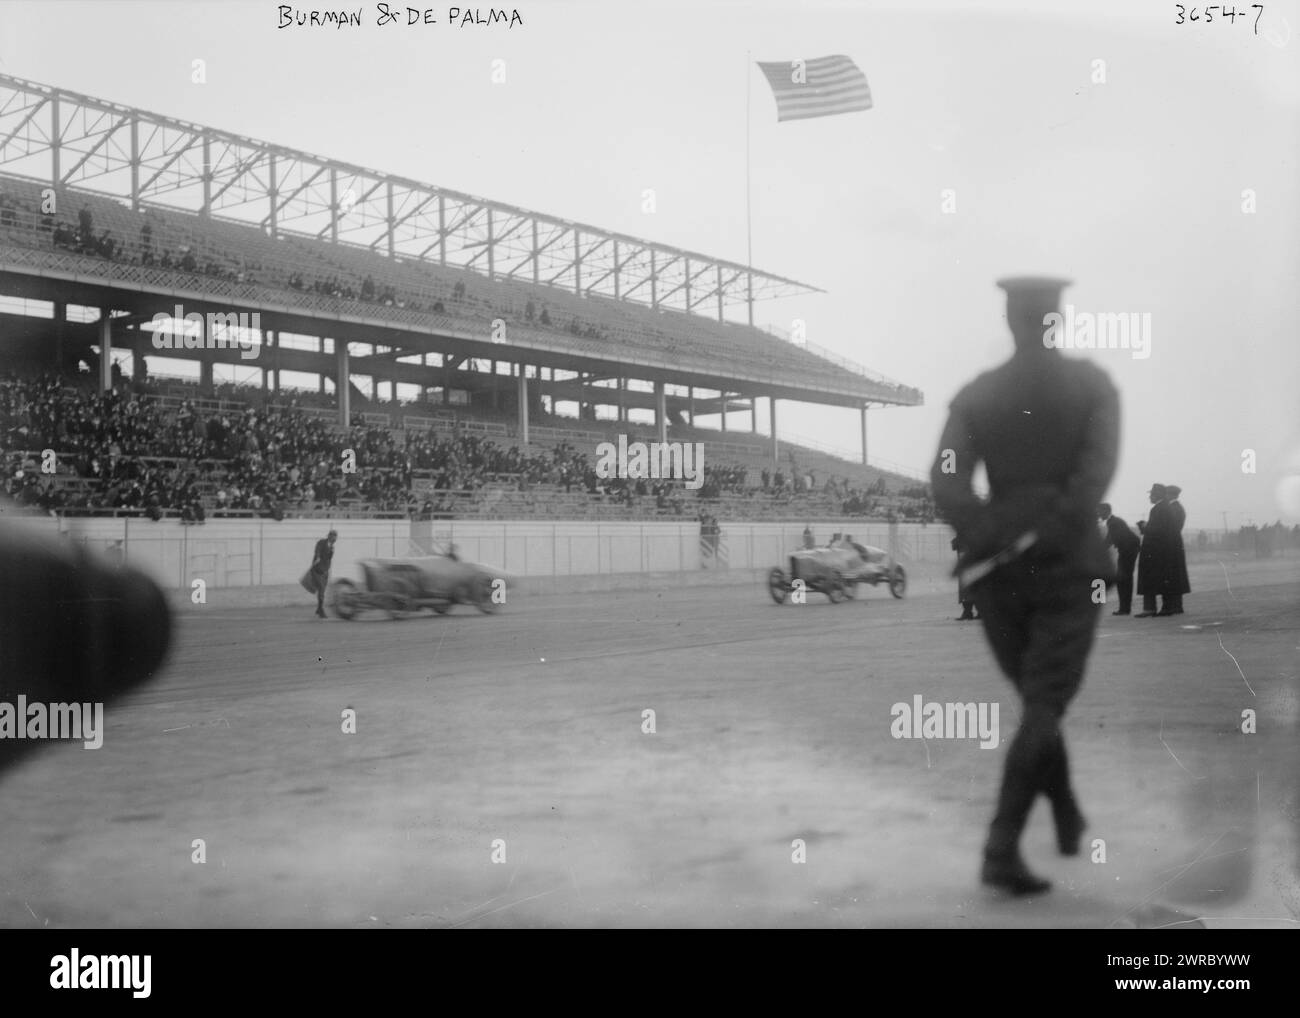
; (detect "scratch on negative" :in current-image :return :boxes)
[1217,632,1255,696]
[1159,719,1203,779]
[1110,829,1231,927]
[1218,560,1235,599]
[446,886,563,929]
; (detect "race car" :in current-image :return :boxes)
[768,538,906,604]
[330,543,513,619]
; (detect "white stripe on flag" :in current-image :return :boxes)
[757,55,873,122]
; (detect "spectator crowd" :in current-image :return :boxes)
[1,370,932,523]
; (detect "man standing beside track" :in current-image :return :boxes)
[931,276,1119,896]
[309,529,338,618]
[1098,503,1140,615]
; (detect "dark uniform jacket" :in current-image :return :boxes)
[1169,499,1191,593]
[1104,515,1141,559]
[932,349,1119,581]
[1137,500,1189,595]
[311,538,334,579]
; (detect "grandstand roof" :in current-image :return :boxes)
[0,75,817,311]
[0,74,924,411]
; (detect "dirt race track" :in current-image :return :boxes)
[1,555,1297,928]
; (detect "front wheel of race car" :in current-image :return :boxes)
[842,578,858,600]
[767,567,790,604]
[331,578,360,620]
[889,566,907,599]
[826,574,847,603]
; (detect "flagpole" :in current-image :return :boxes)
[745,49,752,270]
[745,50,754,327]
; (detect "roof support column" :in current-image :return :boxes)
[386,181,395,258]
[770,397,778,464]
[50,96,61,185]
[517,364,529,446]
[202,135,211,215]
[53,300,65,371]
[655,381,666,445]
[860,404,869,466]
[129,116,140,211]
[573,228,581,295]
[98,310,112,393]
[532,219,540,283]
[268,154,278,238]
[337,340,350,426]
[329,169,339,244]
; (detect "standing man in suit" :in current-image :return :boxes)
[1162,485,1190,615]
[310,528,338,618]
[1136,484,1175,617]
[1098,503,1141,615]
[932,276,1118,895]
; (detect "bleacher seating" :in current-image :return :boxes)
[1,368,930,523]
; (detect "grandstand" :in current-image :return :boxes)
[0,73,927,524]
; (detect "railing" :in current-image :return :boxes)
[758,322,924,403]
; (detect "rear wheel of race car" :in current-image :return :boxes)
[431,603,452,615]
[826,574,847,603]
[889,565,907,599]
[330,578,360,620]
[473,575,500,614]
[767,567,790,604]
[843,578,858,600]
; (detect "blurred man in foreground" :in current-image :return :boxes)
[931,276,1118,895]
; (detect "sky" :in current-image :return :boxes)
[0,0,1297,529]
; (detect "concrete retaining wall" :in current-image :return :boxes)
[5,514,957,592]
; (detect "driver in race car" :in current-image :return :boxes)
[843,534,870,561]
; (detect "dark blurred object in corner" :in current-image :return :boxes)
[0,522,171,770]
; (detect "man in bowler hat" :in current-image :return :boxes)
[932,275,1118,895]
[1098,503,1141,615]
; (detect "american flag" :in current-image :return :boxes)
[757,55,873,122]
